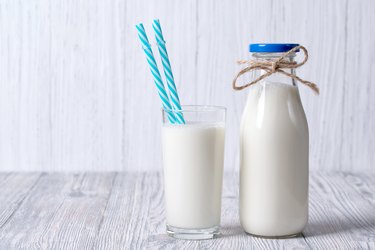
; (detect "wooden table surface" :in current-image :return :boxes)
[0,172,374,249]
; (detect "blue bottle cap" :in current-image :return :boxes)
[249,43,300,53]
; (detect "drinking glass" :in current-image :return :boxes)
[161,105,226,240]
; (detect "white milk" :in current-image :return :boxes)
[240,82,309,237]
[162,123,225,229]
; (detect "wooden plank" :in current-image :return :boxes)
[0,172,374,249]
[342,172,375,197]
[93,172,150,249]
[0,173,116,250]
[0,173,41,228]
[126,172,310,249]
[341,172,375,249]
[303,172,375,249]
[0,172,12,184]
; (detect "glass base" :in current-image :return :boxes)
[166,225,220,240]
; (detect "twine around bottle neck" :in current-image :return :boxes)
[232,46,320,95]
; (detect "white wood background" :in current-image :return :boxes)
[0,0,374,172]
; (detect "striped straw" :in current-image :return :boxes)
[152,19,185,124]
[135,23,175,123]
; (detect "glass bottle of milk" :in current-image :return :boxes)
[240,44,309,237]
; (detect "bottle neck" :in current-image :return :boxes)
[252,52,297,87]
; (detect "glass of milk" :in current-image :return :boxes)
[161,105,226,240]
[240,44,309,238]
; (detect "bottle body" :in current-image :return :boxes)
[239,54,309,237]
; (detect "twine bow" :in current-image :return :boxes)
[232,46,319,94]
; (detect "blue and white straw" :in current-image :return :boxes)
[152,19,185,124]
[135,23,175,123]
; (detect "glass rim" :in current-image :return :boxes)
[162,105,226,113]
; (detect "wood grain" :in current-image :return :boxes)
[1,172,374,249]
[93,172,146,249]
[0,173,116,249]
[0,0,374,171]
[303,172,375,249]
[0,173,41,228]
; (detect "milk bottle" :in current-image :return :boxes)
[234,44,316,237]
